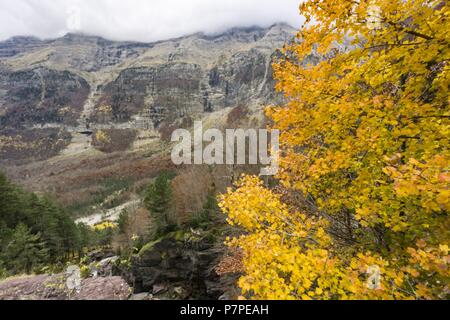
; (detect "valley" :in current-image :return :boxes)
[0,23,297,300]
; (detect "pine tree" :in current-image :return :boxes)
[75,223,94,258]
[144,173,173,235]
[3,224,48,274]
[30,197,64,261]
[0,172,25,228]
[0,172,82,274]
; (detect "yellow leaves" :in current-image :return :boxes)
[221,175,448,299]
[407,243,450,281]
[438,173,450,183]
[93,221,117,231]
[301,294,312,300]
[219,0,450,300]
[439,245,449,255]
[95,130,111,144]
[394,181,420,197]
[355,207,371,221]
[98,104,112,114]
[436,190,449,208]
[239,279,252,293]
[220,175,310,234]
[382,165,400,177]
[315,227,329,244]
[404,266,420,278]
[384,153,402,165]
[393,275,404,287]
[415,284,432,299]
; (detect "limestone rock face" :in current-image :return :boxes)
[0,67,90,127]
[0,24,296,161]
[93,63,205,125]
[90,36,285,130]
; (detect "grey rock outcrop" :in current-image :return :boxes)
[130,230,237,300]
[0,67,90,127]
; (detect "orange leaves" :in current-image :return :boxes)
[407,243,449,277]
[215,248,244,276]
[383,155,450,214]
[404,242,450,299]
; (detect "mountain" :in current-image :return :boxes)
[0,24,296,163]
[0,24,297,215]
[0,24,297,299]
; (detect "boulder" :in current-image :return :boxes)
[72,276,131,300]
[0,274,131,300]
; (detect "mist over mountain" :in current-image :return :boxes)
[0,0,304,42]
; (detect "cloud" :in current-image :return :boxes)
[0,0,304,42]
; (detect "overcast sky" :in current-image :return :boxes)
[0,0,304,42]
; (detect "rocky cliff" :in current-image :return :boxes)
[0,24,296,162]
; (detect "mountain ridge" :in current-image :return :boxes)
[0,22,296,45]
[0,23,296,135]
[0,23,300,222]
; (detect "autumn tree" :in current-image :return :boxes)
[144,172,174,235]
[0,172,87,274]
[220,0,449,300]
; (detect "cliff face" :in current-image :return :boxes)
[0,36,48,58]
[0,24,296,161]
[0,67,90,127]
[92,49,275,127]
[93,63,205,125]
